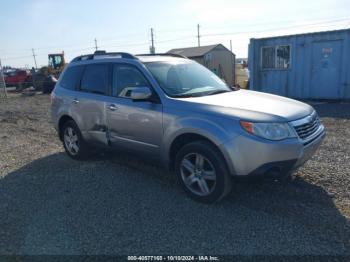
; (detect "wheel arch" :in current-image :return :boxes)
[58,115,75,141]
[167,132,233,174]
[162,116,237,175]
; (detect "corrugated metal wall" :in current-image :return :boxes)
[248,29,350,99]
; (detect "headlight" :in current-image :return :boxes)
[240,121,296,140]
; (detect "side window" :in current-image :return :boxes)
[261,45,291,70]
[113,65,149,98]
[59,66,84,90]
[80,64,109,95]
[276,45,290,69]
[262,47,275,69]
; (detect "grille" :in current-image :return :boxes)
[294,115,320,140]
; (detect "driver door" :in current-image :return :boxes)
[105,64,163,156]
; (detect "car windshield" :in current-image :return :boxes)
[145,60,232,97]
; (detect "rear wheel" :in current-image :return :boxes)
[42,84,51,94]
[62,120,90,160]
[175,141,232,203]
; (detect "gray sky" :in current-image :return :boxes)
[1,0,349,68]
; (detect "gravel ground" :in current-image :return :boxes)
[0,93,349,255]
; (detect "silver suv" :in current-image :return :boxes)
[51,51,325,203]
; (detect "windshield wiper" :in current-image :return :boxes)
[89,90,105,95]
[172,94,195,98]
[172,93,202,98]
[206,90,232,96]
[172,89,232,98]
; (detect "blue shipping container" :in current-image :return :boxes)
[248,29,350,99]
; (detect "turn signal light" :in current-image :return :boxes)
[240,121,254,134]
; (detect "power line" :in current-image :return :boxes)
[1,55,33,60]
[155,35,194,44]
[203,16,350,32]
[202,17,350,37]
[153,18,350,47]
[1,16,349,54]
[24,33,149,52]
[99,41,149,49]
[94,33,146,43]
[2,17,350,64]
[1,15,347,53]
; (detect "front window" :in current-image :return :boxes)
[113,64,149,98]
[145,61,232,98]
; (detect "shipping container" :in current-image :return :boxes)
[248,29,350,99]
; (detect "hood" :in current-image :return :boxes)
[175,90,314,121]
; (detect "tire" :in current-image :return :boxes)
[175,140,232,203]
[17,83,24,91]
[42,78,56,94]
[42,85,50,94]
[61,120,91,160]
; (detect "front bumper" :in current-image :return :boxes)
[220,124,325,177]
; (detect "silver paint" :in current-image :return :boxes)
[51,56,325,176]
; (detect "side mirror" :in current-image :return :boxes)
[130,86,152,100]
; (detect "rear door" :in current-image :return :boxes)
[73,63,111,145]
[52,65,83,128]
[105,63,163,156]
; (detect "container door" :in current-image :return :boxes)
[310,40,342,99]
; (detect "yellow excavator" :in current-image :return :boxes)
[33,52,66,93]
[48,52,66,77]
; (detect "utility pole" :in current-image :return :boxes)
[0,59,7,98]
[150,28,155,54]
[197,24,201,47]
[230,40,235,86]
[31,48,37,69]
[94,38,98,51]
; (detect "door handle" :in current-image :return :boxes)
[108,104,118,111]
[73,98,79,104]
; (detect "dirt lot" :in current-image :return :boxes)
[0,93,349,255]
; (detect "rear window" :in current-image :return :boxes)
[80,64,109,95]
[60,66,84,90]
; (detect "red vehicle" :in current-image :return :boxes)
[4,69,32,89]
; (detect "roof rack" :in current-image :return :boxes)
[136,53,187,59]
[71,50,138,62]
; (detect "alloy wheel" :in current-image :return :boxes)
[180,153,217,196]
[64,126,79,155]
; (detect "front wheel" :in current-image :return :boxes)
[175,141,232,203]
